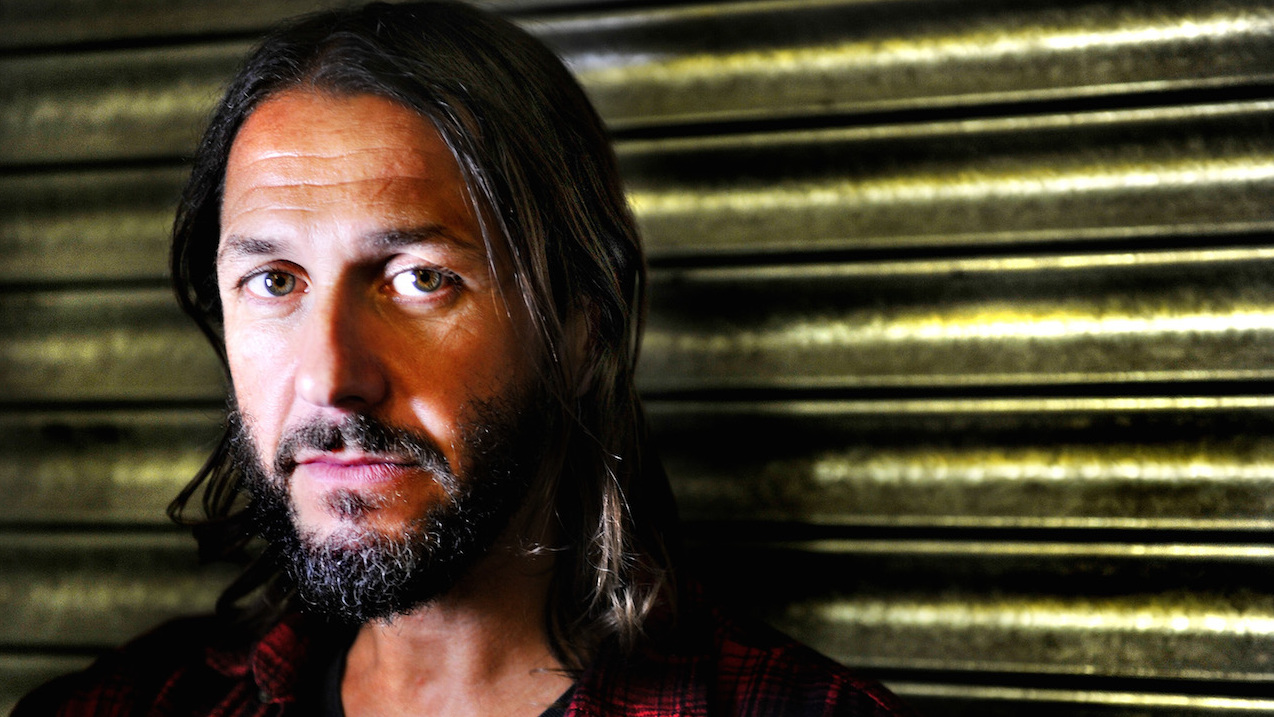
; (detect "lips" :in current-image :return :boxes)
[293,452,418,486]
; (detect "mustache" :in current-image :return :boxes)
[272,414,457,492]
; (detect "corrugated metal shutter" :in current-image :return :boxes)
[3,1,1273,713]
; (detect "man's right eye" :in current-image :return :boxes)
[243,270,298,298]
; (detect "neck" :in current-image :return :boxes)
[340,542,574,717]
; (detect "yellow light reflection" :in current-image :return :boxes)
[627,157,1274,219]
[806,597,1274,635]
[578,10,1274,91]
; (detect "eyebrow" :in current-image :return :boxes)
[217,235,278,263]
[217,225,488,264]
[369,225,485,260]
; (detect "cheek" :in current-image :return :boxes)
[225,326,293,444]
[399,325,521,403]
[390,327,524,440]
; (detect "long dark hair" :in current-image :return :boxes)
[169,0,679,668]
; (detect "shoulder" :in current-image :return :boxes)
[10,615,258,716]
[705,606,915,717]
[574,596,916,717]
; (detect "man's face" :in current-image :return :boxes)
[215,90,543,620]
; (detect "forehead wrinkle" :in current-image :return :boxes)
[232,140,443,180]
[242,156,431,179]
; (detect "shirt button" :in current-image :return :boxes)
[258,688,272,703]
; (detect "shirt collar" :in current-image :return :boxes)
[206,613,350,705]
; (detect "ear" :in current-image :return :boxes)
[563,301,597,397]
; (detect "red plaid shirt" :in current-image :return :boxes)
[14,602,913,716]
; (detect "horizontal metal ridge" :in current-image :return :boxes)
[0,167,187,283]
[647,394,1274,416]
[0,530,196,552]
[641,248,1274,392]
[888,681,1274,715]
[0,410,223,524]
[0,0,612,50]
[773,592,1274,681]
[0,287,225,403]
[0,531,232,648]
[536,0,1274,129]
[620,101,1274,257]
[756,540,1274,561]
[653,397,1274,530]
[5,1,1274,163]
[615,100,1274,153]
[0,43,248,165]
[651,246,1274,279]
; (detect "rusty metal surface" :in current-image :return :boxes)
[653,397,1274,530]
[0,410,223,525]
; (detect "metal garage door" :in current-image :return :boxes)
[3,1,1273,713]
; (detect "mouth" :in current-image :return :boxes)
[293,451,419,486]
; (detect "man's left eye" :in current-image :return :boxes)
[391,268,447,296]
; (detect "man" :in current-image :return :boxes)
[16,3,913,715]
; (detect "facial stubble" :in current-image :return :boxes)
[233,391,547,625]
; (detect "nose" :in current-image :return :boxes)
[294,288,388,410]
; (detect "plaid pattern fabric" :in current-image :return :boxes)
[13,601,913,716]
[568,602,914,717]
[11,614,342,716]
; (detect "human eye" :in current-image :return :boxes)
[390,267,455,297]
[242,269,301,298]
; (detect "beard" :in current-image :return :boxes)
[231,390,548,625]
